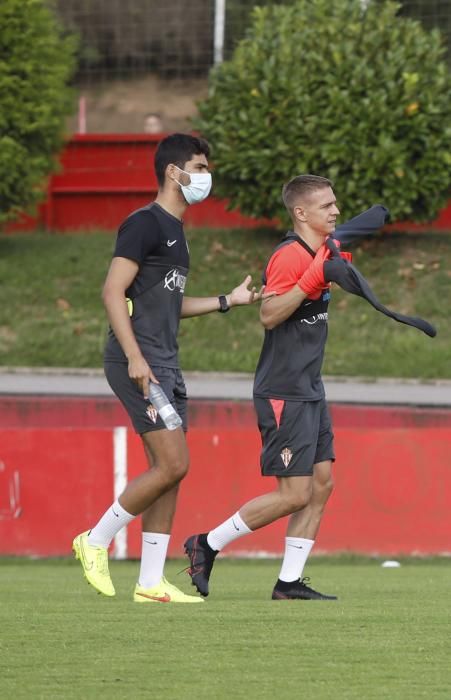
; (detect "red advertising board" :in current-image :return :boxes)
[1,397,450,557]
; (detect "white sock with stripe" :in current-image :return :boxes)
[87,499,135,548]
[207,511,252,551]
[278,537,314,582]
[138,532,170,589]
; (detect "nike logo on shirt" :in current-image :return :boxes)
[166,240,177,247]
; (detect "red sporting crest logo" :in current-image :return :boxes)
[280,447,293,468]
[146,404,158,424]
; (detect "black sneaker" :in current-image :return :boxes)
[271,577,338,600]
[184,533,218,597]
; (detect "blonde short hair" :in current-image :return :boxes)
[282,174,333,215]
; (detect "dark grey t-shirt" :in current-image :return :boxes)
[253,234,330,401]
[104,202,189,368]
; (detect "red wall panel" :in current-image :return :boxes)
[1,396,450,557]
[6,134,451,232]
[0,428,114,556]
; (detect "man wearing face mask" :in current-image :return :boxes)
[72,133,269,604]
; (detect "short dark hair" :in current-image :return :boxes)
[154,133,210,187]
[282,174,333,214]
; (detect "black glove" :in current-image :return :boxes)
[324,238,436,338]
[322,239,350,285]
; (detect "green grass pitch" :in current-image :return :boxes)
[1,557,450,699]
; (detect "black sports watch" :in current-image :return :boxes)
[218,294,230,313]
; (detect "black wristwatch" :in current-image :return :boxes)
[218,294,230,313]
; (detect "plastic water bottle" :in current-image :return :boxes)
[148,382,182,431]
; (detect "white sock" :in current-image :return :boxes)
[138,532,170,589]
[278,537,314,582]
[88,500,135,548]
[207,511,252,551]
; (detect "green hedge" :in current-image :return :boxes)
[197,0,451,224]
[0,0,75,224]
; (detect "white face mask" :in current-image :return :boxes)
[175,168,212,205]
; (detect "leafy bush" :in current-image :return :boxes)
[0,0,76,224]
[395,0,451,66]
[196,0,451,223]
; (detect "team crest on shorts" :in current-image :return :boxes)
[280,447,293,468]
[146,404,158,424]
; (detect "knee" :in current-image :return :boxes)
[281,489,312,515]
[160,455,189,486]
[313,476,334,508]
[173,457,189,483]
[322,476,334,499]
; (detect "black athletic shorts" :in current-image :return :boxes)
[104,362,188,434]
[253,396,335,477]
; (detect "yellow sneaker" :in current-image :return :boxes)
[72,531,115,597]
[133,577,204,604]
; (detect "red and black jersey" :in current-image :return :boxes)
[253,233,330,401]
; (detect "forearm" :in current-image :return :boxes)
[102,289,143,360]
[260,284,307,330]
[181,294,231,318]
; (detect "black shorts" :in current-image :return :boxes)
[253,396,334,477]
[104,362,188,434]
